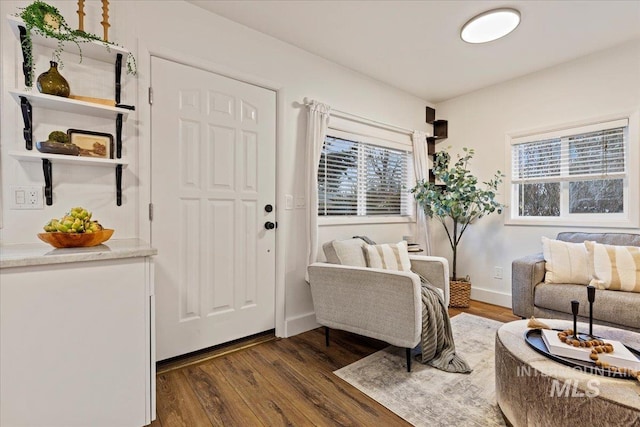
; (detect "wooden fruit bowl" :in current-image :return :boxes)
[37,229,114,248]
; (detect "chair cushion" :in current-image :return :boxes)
[322,239,367,267]
[363,241,411,272]
[585,241,640,293]
[541,236,590,285]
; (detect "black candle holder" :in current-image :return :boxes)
[587,285,596,336]
[571,300,579,339]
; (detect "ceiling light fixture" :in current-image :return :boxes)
[461,8,521,44]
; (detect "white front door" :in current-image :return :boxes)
[151,57,276,361]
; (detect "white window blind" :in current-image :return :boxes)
[512,120,627,184]
[318,135,413,216]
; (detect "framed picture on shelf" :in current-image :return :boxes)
[67,129,114,159]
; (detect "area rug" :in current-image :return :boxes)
[334,313,506,426]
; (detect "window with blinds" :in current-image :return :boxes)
[318,135,413,217]
[510,119,627,219]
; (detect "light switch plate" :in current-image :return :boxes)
[10,185,44,209]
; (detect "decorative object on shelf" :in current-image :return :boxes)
[36,130,79,156]
[38,229,113,248]
[411,147,504,307]
[68,94,116,106]
[68,129,113,158]
[36,61,70,97]
[39,206,113,248]
[101,0,110,42]
[76,0,85,31]
[16,0,137,87]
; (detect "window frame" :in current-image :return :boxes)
[504,111,639,228]
[317,124,416,226]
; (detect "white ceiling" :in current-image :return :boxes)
[188,1,640,103]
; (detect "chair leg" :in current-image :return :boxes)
[325,326,330,347]
[406,348,412,372]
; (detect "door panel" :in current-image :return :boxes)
[151,57,276,361]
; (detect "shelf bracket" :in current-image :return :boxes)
[20,96,33,150]
[115,53,122,104]
[116,113,123,158]
[42,159,53,205]
[18,25,32,87]
[116,164,123,206]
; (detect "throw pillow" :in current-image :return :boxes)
[585,241,640,293]
[322,239,367,267]
[363,241,411,272]
[541,236,591,285]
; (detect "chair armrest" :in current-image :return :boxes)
[409,255,450,307]
[307,263,421,348]
[511,253,546,318]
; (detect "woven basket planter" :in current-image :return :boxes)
[449,280,471,308]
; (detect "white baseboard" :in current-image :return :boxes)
[284,312,320,338]
[470,287,512,309]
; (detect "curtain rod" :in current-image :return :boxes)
[304,98,424,136]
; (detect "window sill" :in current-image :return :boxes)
[318,215,415,226]
[505,216,639,229]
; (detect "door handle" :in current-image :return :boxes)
[264,221,276,230]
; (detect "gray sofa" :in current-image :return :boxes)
[512,232,640,333]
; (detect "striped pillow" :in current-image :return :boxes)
[364,241,411,272]
[541,236,591,285]
[585,241,640,293]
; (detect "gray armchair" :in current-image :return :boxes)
[308,251,449,372]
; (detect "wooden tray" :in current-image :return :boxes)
[524,328,640,379]
[37,229,114,248]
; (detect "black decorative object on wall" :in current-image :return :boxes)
[425,108,449,184]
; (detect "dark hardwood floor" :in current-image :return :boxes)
[152,300,519,427]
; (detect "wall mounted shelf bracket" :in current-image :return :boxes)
[42,159,53,205]
[18,25,32,87]
[116,164,122,206]
[115,53,122,103]
[20,96,33,150]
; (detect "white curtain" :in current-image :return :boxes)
[306,101,331,281]
[412,131,432,255]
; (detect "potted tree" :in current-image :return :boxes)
[411,147,503,307]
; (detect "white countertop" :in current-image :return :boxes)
[0,239,157,268]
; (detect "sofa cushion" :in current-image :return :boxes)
[534,283,640,330]
[364,241,411,271]
[585,241,640,293]
[541,237,590,285]
[322,239,367,267]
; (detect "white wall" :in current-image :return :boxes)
[434,40,640,307]
[1,1,430,336]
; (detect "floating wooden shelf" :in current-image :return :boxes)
[9,90,131,121]
[7,15,129,64]
[9,150,128,167]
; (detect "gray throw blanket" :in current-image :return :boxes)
[418,275,472,373]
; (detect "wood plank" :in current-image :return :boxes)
[250,341,410,426]
[203,352,316,426]
[155,371,213,427]
[182,363,264,426]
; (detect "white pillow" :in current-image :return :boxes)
[585,241,640,293]
[364,241,411,272]
[322,239,367,267]
[541,236,590,285]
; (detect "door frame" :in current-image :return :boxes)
[137,42,286,340]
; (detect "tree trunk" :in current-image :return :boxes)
[452,220,458,280]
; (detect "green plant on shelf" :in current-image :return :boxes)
[17,0,137,87]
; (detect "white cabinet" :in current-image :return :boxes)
[0,241,156,427]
